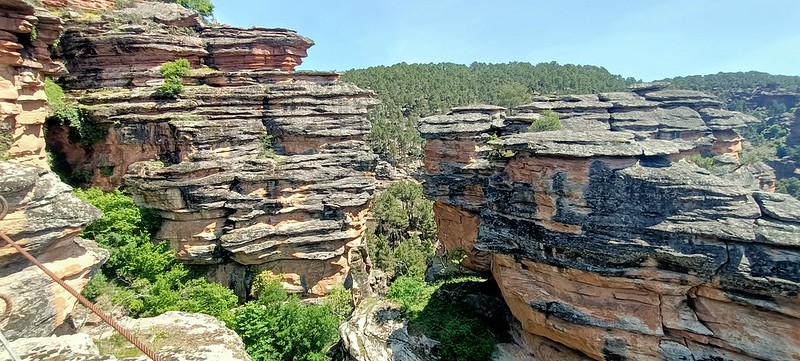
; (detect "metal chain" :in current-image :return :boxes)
[0,195,160,361]
[0,293,22,361]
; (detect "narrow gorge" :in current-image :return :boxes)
[0,1,798,361]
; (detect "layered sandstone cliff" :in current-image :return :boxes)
[419,84,800,361]
[46,2,377,298]
[0,0,65,167]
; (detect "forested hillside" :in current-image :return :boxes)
[342,63,800,199]
[663,71,800,105]
[342,62,636,164]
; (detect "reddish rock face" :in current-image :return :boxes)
[419,87,800,360]
[41,0,114,10]
[0,1,65,167]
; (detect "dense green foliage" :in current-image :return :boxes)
[387,276,498,361]
[77,188,236,319]
[173,0,214,16]
[45,78,108,145]
[156,59,191,98]
[228,272,350,361]
[778,178,800,199]
[367,181,436,278]
[75,188,160,239]
[663,71,800,104]
[342,62,635,164]
[528,109,562,132]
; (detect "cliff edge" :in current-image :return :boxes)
[419,84,800,361]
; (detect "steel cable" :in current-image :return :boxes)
[0,194,160,361]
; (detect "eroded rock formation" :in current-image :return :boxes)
[47,2,377,298]
[0,161,107,340]
[419,84,800,361]
[0,0,65,167]
[1,311,251,361]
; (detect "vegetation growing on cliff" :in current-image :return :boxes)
[367,181,437,279]
[45,78,108,145]
[78,188,237,319]
[528,109,562,132]
[343,62,635,164]
[156,59,191,99]
[78,189,355,360]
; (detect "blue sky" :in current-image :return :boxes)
[215,0,800,81]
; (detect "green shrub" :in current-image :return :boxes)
[528,110,562,132]
[393,237,430,279]
[251,270,287,303]
[367,111,425,165]
[258,133,276,158]
[685,154,716,172]
[170,277,238,319]
[323,285,353,322]
[777,178,800,199]
[114,0,136,9]
[82,272,111,301]
[74,188,153,239]
[439,318,496,361]
[386,276,435,316]
[490,82,532,111]
[366,230,395,276]
[739,143,777,166]
[46,78,108,145]
[156,59,190,99]
[108,236,175,283]
[229,276,340,361]
[77,188,236,320]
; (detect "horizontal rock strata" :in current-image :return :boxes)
[48,2,377,298]
[419,85,800,361]
[0,0,65,167]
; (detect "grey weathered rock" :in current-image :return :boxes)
[338,298,428,361]
[0,334,115,361]
[1,312,251,361]
[0,162,107,340]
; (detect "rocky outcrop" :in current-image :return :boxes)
[46,2,377,298]
[419,85,800,361]
[0,0,65,167]
[338,298,431,361]
[41,0,114,11]
[1,311,251,361]
[0,161,107,340]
